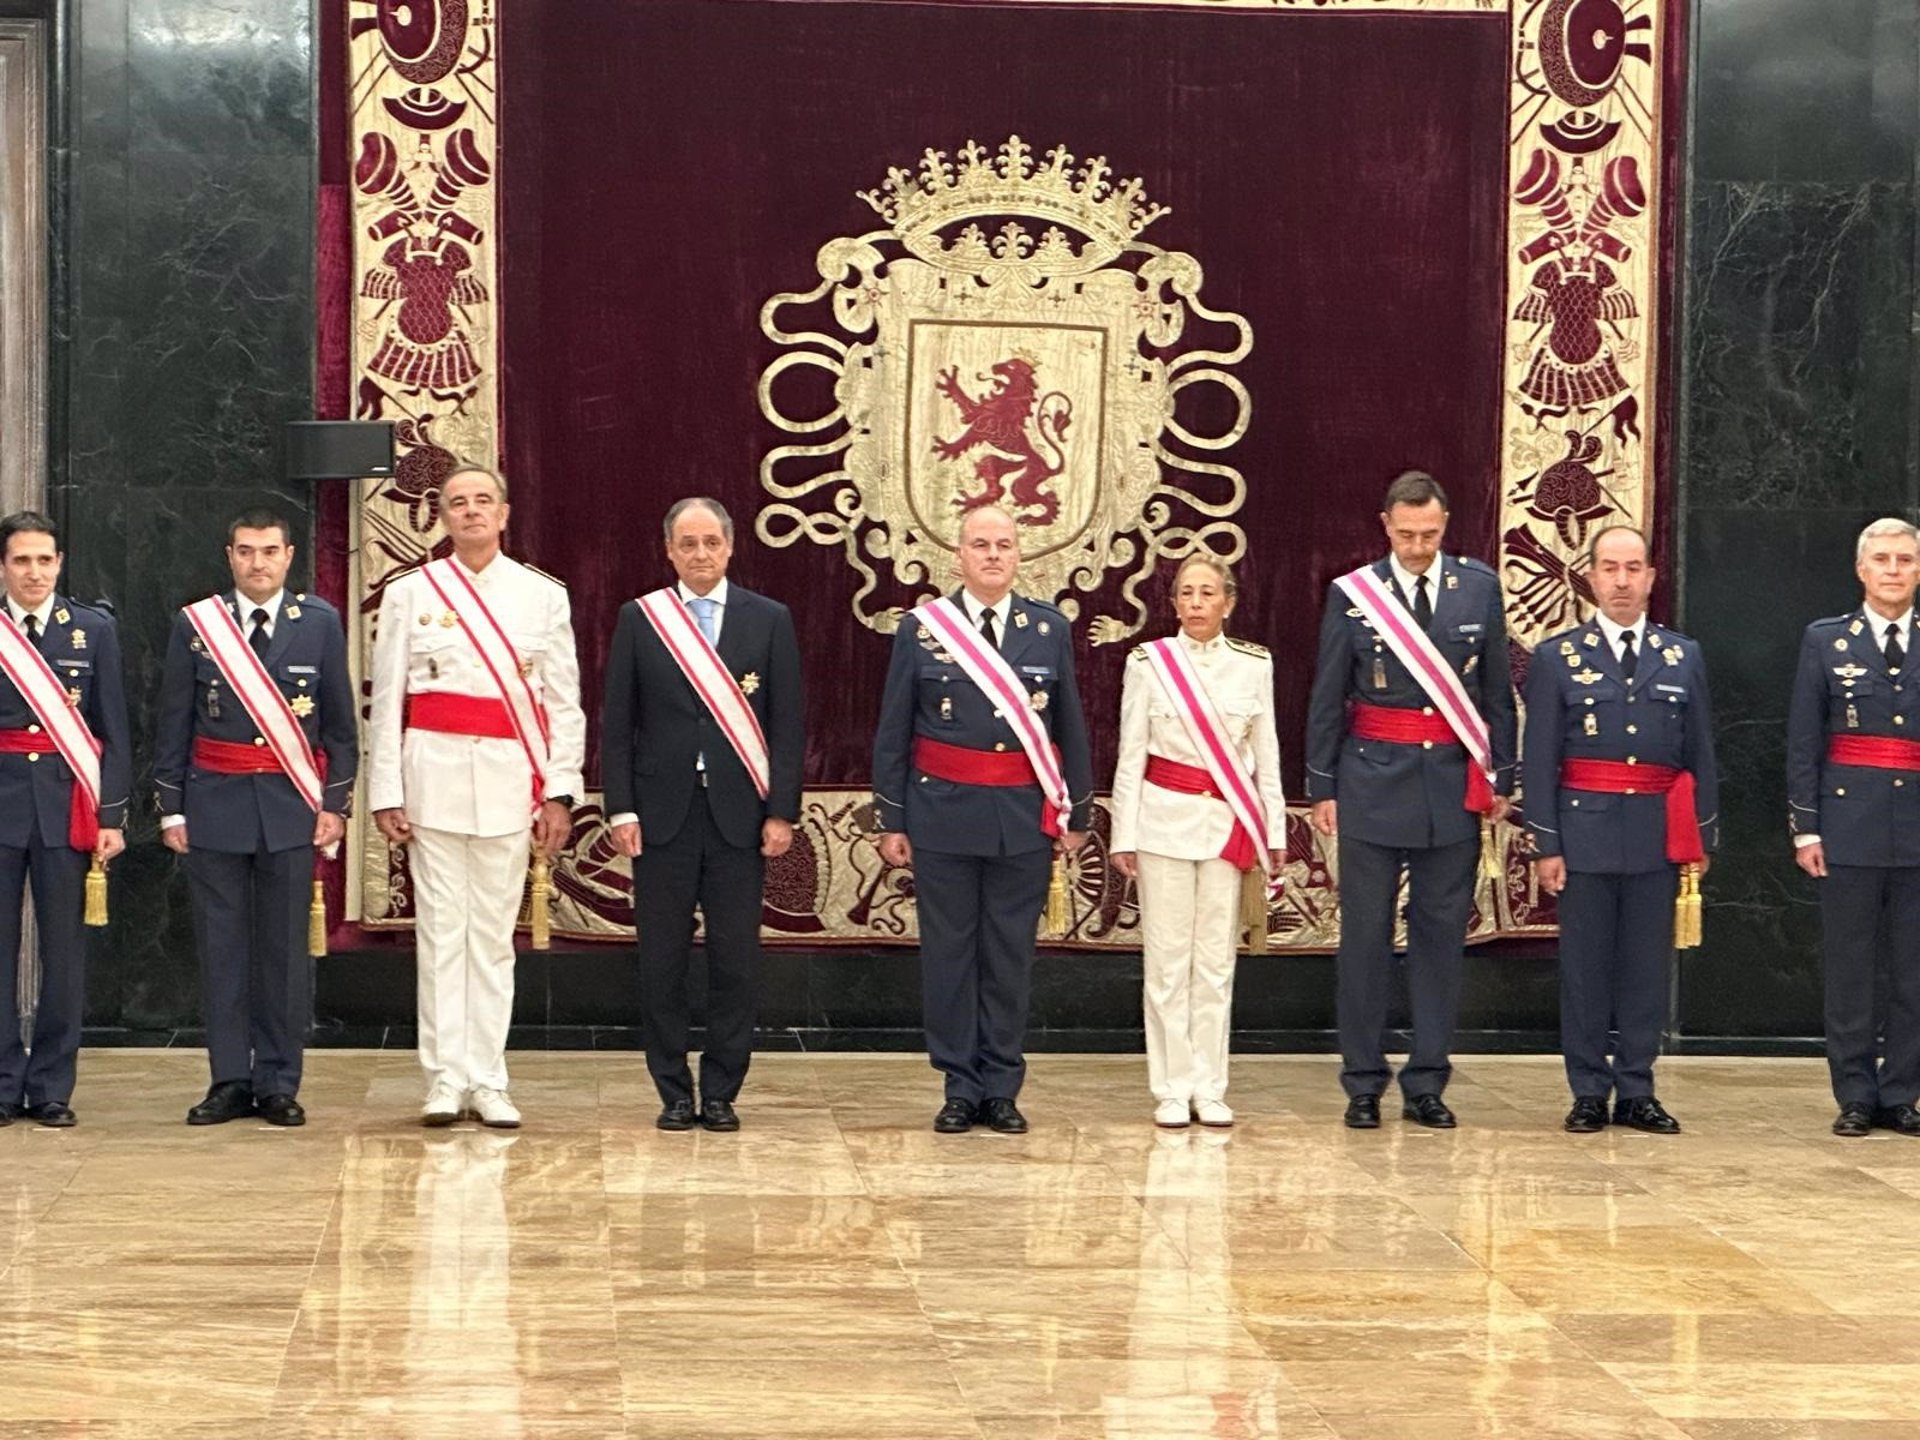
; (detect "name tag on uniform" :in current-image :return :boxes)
[1654,683,1687,696]
[285,665,318,675]
[1452,622,1484,635]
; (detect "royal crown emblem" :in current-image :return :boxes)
[758,136,1252,643]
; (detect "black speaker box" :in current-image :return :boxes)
[286,421,395,479]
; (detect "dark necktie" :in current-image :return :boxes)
[1620,630,1638,680]
[1412,575,1432,630]
[22,614,38,644]
[249,607,271,659]
[980,607,998,650]
[1888,622,1905,673]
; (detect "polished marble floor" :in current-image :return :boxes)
[3,1051,1919,1438]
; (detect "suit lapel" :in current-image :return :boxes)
[263,598,300,670]
[1847,610,1893,678]
[1426,556,1459,637]
[1586,620,1623,686]
[714,587,749,672]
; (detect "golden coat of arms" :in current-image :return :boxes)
[758,137,1252,643]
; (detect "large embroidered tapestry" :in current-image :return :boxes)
[341,0,1679,950]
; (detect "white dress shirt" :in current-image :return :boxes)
[1596,612,1646,668]
[1388,557,1438,618]
[960,589,1012,641]
[5,595,57,633]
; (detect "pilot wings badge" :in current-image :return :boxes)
[758,137,1252,645]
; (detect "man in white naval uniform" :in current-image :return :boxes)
[369,466,584,1128]
[1109,556,1284,1128]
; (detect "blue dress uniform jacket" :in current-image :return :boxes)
[1523,617,1718,1105]
[1787,610,1920,868]
[871,590,1094,1108]
[0,597,131,848]
[0,594,131,1110]
[1523,620,1720,871]
[1786,607,1920,1111]
[1303,555,1517,848]
[153,592,359,851]
[872,592,1095,854]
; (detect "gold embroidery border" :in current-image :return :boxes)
[345,0,1669,946]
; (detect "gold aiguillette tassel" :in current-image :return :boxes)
[1478,815,1501,884]
[1044,855,1070,939]
[84,859,108,927]
[1239,867,1271,955]
[309,878,328,958]
[530,854,552,951]
[1673,863,1703,950]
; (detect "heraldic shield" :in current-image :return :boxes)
[758,137,1253,642]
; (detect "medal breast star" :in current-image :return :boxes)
[290,694,315,718]
[740,672,761,695]
[1030,689,1049,712]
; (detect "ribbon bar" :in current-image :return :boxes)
[1559,758,1703,864]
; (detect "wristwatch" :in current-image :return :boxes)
[546,794,575,809]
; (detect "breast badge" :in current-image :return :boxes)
[1029,689,1049,712]
[70,629,86,649]
[290,694,316,718]
[740,672,761,695]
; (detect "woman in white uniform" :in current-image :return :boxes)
[1110,557,1284,1128]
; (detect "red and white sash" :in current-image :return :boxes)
[915,596,1071,835]
[1334,564,1495,786]
[420,558,550,814]
[1142,638,1273,876]
[184,596,324,811]
[636,588,770,800]
[0,610,102,846]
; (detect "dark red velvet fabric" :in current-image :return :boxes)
[496,0,1510,797]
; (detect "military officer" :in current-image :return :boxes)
[0,510,130,1127]
[1305,471,1516,1130]
[154,510,358,1127]
[872,505,1094,1134]
[1110,555,1284,1129]
[368,466,585,1129]
[1525,525,1718,1134]
[1787,517,1920,1137]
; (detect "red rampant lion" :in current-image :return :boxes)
[932,357,1072,526]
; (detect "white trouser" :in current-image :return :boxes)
[1136,851,1241,1104]
[410,824,528,1095]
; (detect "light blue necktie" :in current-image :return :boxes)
[689,596,718,772]
[690,596,718,646]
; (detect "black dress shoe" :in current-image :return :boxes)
[27,1101,75,1128]
[982,1097,1028,1133]
[1403,1094,1457,1129]
[1834,1102,1875,1138]
[700,1098,740,1132]
[1344,1095,1381,1129]
[1565,1096,1610,1133]
[1614,1096,1680,1134]
[656,1099,697,1132]
[186,1081,255,1126]
[933,1098,977,1134]
[0,1102,20,1125]
[256,1094,306,1127]
[1873,1103,1920,1136]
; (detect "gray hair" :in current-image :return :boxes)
[1857,516,1920,563]
[663,497,733,542]
[445,462,507,503]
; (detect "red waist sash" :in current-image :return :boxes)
[1145,754,1257,871]
[913,735,1057,787]
[194,736,286,774]
[1350,701,1494,814]
[407,692,519,740]
[1559,758,1703,864]
[1827,735,1920,771]
[0,728,99,850]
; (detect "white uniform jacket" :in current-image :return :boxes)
[1109,632,1286,862]
[367,554,586,838]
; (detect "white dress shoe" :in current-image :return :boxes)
[469,1086,522,1129]
[1192,1099,1234,1128]
[1154,1099,1191,1129]
[421,1082,462,1127]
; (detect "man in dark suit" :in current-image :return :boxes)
[154,510,358,1127]
[1525,525,1718,1134]
[1788,517,1920,1138]
[0,510,130,1127]
[1305,472,1516,1130]
[871,505,1094,1134]
[603,497,804,1132]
